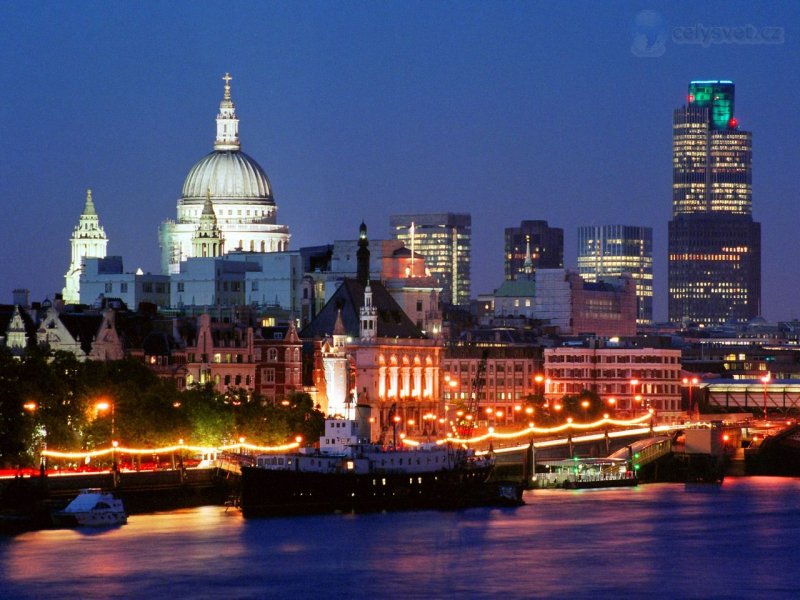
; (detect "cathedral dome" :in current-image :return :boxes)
[181,150,273,202]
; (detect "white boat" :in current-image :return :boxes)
[56,488,127,527]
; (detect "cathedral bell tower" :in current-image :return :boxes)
[192,191,224,258]
[360,282,377,341]
[63,189,108,305]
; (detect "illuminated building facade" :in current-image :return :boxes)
[390,213,471,306]
[504,220,563,281]
[543,346,683,422]
[577,225,653,325]
[133,313,303,400]
[302,227,444,439]
[442,345,542,426]
[669,80,761,325]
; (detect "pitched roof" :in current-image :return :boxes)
[300,279,424,340]
[58,313,104,354]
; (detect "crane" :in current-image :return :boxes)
[456,349,488,439]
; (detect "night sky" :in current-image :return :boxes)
[1,2,797,321]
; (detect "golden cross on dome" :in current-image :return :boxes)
[222,72,232,100]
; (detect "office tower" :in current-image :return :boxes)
[504,220,563,281]
[389,213,471,306]
[577,225,653,325]
[668,80,761,325]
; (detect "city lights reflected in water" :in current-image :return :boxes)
[2,479,800,599]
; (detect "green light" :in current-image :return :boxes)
[688,81,735,130]
[634,452,640,459]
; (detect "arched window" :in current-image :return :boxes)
[267,348,278,362]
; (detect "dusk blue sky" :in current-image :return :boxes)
[1,2,797,321]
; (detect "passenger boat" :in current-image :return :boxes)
[54,488,127,527]
[239,410,515,517]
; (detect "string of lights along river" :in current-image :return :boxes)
[2,478,800,599]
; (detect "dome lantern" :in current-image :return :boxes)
[215,72,240,151]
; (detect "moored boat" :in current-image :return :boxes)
[240,409,514,517]
[54,488,127,527]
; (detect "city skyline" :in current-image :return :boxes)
[2,3,798,321]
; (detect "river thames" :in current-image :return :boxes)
[2,477,800,599]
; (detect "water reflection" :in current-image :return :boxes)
[2,478,800,599]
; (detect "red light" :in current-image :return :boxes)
[728,117,738,128]
[688,94,695,103]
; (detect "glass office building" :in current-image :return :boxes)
[669,80,761,325]
[390,213,471,306]
[577,225,653,325]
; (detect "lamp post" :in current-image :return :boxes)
[682,377,699,419]
[630,378,639,416]
[761,372,771,421]
[96,400,117,474]
[23,402,45,477]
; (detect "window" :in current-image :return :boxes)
[120,282,128,293]
[105,283,112,293]
[267,348,278,362]
[416,300,423,312]
[264,368,275,383]
[177,282,184,292]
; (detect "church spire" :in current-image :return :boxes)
[357,221,370,286]
[83,188,97,216]
[522,234,534,278]
[214,72,240,151]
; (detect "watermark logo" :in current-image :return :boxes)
[673,24,784,47]
[631,10,785,57]
[631,10,667,57]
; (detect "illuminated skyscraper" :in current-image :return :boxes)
[577,225,653,325]
[668,80,761,325]
[390,213,471,306]
[504,220,563,281]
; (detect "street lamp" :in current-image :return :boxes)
[630,378,639,415]
[761,372,771,421]
[581,399,590,421]
[96,400,117,474]
[607,397,617,417]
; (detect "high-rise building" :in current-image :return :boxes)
[577,225,653,325]
[668,80,761,325]
[389,213,471,306]
[504,220,563,280]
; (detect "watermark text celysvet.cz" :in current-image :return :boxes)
[631,10,785,57]
[673,24,784,47]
